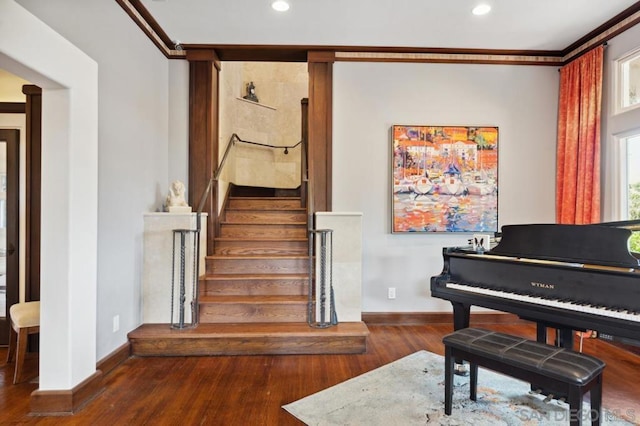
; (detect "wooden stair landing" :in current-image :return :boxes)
[128,322,369,356]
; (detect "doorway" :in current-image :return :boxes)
[0,129,20,345]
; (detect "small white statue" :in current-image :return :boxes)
[165,180,191,212]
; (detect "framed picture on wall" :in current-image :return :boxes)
[391,125,499,233]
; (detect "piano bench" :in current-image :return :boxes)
[443,328,606,426]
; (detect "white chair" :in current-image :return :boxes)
[6,301,40,384]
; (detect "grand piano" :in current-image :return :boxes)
[431,221,640,348]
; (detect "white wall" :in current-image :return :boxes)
[0,69,28,101]
[602,23,640,220]
[15,0,173,362]
[1,0,98,390]
[219,62,307,193]
[333,62,559,312]
[168,60,190,189]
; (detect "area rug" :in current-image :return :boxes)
[283,350,634,425]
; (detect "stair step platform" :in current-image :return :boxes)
[227,197,303,210]
[198,295,308,323]
[213,238,308,255]
[224,209,307,224]
[219,223,307,239]
[206,255,309,275]
[201,274,309,296]
[199,295,308,304]
[128,322,370,356]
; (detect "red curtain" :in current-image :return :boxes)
[556,45,603,224]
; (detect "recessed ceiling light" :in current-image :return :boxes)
[272,0,290,12]
[472,4,491,15]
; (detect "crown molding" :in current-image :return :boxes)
[115,0,185,59]
[116,0,640,65]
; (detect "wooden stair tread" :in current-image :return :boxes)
[214,239,308,245]
[199,295,307,304]
[214,237,308,243]
[220,221,307,225]
[204,273,308,280]
[225,206,303,211]
[229,195,301,200]
[225,207,306,212]
[207,254,309,260]
[129,322,370,339]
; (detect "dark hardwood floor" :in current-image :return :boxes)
[1,323,639,425]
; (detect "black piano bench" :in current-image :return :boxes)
[442,328,606,426]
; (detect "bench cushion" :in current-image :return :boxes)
[443,328,605,386]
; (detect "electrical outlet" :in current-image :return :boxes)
[388,287,396,299]
[113,315,120,333]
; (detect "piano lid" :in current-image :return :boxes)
[490,223,640,269]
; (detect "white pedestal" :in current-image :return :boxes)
[167,205,192,213]
[143,213,207,324]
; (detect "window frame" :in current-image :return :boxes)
[614,47,640,115]
[611,129,640,220]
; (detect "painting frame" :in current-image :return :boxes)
[391,125,499,233]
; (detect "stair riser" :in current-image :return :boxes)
[130,336,368,356]
[199,303,307,323]
[225,211,307,224]
[228,199,301,209]
[214,240,307,256]
[220,225,307,239]
[206,258,308,274]
[201,279,308,296]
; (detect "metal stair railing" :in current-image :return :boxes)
[307,228,338,328]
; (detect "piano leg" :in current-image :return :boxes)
[556,328,574,350]
[535,322,575,350]
[536,323,547,343]
[452,302,471,375]
[452,302,470,330]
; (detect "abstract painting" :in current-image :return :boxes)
[392,125,498,233]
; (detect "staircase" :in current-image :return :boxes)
[202,194,309,324]
[129,187,369,356]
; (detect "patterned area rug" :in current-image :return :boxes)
[283,350,634,425]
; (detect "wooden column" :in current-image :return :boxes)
[307,51,334,213]
[187,50,220,255]
[23,85,42,303]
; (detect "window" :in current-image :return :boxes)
[620,133,640,252]
[616,48,640,113]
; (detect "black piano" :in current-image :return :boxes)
[431,221,640,348]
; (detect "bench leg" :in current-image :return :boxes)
[444,346,454,415]
[13,329,29,384]
[568,386,583,426]
[590,375,602,426]
[6,324,17,363]
[470,363,478,401]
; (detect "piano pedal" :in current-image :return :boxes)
[454,363,469,376]
[543,393,554,403]
[529,388,543,395]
